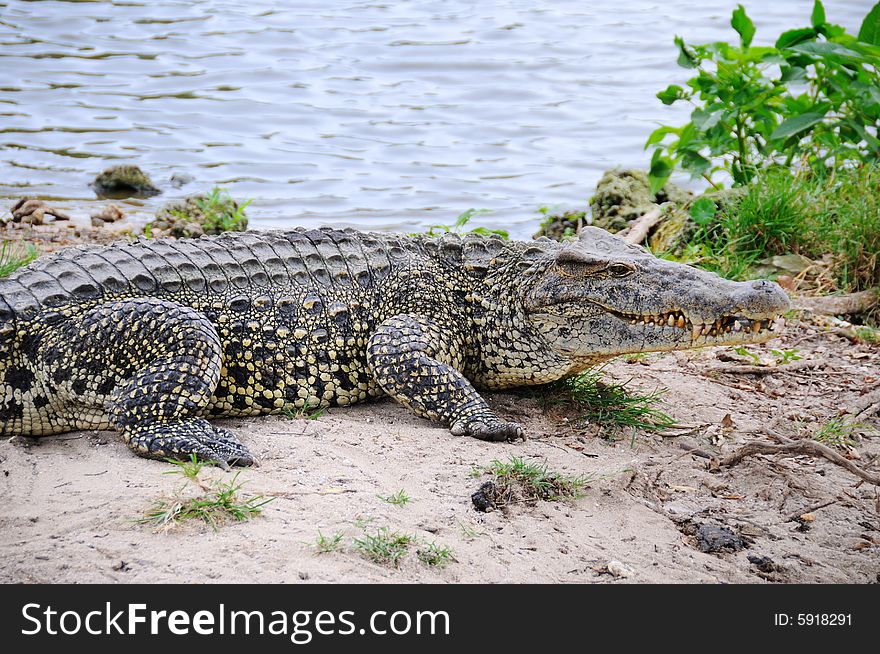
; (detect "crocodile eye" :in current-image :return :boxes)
[608,263,634,277]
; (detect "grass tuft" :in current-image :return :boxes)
[539,367,676,435]
[0,241,38,278]
[282,404,326,420]
[417,542,454,568]
[481,455,591,504]
[812,418,863,449]
[314,531,344,554]
[139,455,271,532]
[352,527,415,568]
[378,489,411,506]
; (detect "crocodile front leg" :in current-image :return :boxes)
[366,314,524,442]
[49,298,253,467]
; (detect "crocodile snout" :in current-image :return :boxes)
[736,279,791,318]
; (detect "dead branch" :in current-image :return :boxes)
[795,290,878,316]
[703,358,826,376]
[622,206,663,245]
[721,438,880,486]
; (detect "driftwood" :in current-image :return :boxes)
[703,358,826,376]
[622,206,663,245]
[795,290,878,315]
[721,433,880,486]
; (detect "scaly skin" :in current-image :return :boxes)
[0,226,789,466]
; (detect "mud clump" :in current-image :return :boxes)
[471,482,499,512]
[91,165,161,199]
[689,522,753,553]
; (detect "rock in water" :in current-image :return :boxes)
[91,165,161,198]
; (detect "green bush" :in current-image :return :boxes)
[646,1,880,191]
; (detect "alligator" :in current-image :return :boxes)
[0,226,789,466]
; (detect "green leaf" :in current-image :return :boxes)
[689,197,717,225]
[775,28,816,49]
[657,84,686,105]
[648,149,673,196]
[859,2,880,45]
[674,36,697,69]
[681,150,711,177]
[731,5,755,49]
[770,111,827,141]
[692,108,722,131]
[645,125,678,149]
[811,0,826,28]
[790,41,867,63]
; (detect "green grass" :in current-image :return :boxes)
[417,542,454,568]
[314,531,344,554]
[481,455,591,503]
[196,186,251,232]
[378,489,411,506]
[282,404,326,420]
[855,325,880,345]
[0,241,37,277]
[139,455,272,531]
[667,165,880,293]
[812,418,863,449]
[352,527,416,568]
[539,367,676,435]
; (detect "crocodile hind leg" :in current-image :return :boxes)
[366,313,524,442]
[51,298,253,466]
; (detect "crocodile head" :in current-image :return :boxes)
[523,227,790,362]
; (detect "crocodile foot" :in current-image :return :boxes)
[123,418,254,468]
[451,419,525,442]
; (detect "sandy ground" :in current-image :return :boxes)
[1,317,878,584]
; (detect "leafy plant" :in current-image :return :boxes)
[419,208,509,239]
[647,1,880,191]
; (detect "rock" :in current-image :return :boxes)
[169,173,195,189]
[591,169,691,234]
[10,198,71,225]
[155,190,248,237]
[91,165,161,198]
[606,560,634,578]
[533,169,692,242]
[90,204,125,224]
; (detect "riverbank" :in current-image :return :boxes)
[0,220,877,583]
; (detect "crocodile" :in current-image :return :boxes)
[0,226,789,466]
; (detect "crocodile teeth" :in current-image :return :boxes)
[752,321,761,334]
[733,320,741,331]
[677,316,685,328]
[667,315,675,327]
[691,324,702,340]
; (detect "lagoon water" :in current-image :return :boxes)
[0,0,868,237]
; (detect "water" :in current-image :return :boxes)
[0,0,869,238]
